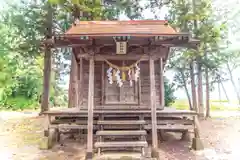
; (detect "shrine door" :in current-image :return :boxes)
[105,79,139,104]
[103,60,139,105]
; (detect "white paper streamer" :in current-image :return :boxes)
[107,67,113,84]
[128,69,133,86]
[134,63,140,81]
[115,69,123,87]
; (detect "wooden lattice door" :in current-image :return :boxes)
[103,61,139,105]
[105,80,138,104]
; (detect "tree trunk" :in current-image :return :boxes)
[41,2,53,113]
[197,61,204,117]
[205,68,210,118]
[179,68,193,110]
[191,0,198,113]
[226,63,240,104]
[190,61,198,112]
[220,81,229,102]
[218,82,222,103]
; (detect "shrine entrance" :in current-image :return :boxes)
[105,78,139,104]
[103,60,141,105]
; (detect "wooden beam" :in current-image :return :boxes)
[159,58,165,108]
[149,59,158,149]
[77,54,163,61]
[86,57,94,158]
[78,58,83,107]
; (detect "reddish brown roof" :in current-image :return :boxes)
[65,20,181,36]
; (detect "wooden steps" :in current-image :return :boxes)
[145,124,193,130]
[97,120,146,125]
[95,141,148,148]
[96,130,147,136]
[95,116,148,157]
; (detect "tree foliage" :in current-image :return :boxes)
[0,0,143,110]
[164,77,176,106]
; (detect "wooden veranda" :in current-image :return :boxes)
[42,20,203,160]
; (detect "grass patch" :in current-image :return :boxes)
[211,103,240,111]
[172,99,240,111]
[171,100,189,110]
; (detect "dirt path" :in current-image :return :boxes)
[0,112,240,160]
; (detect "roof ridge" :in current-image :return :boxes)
[75,20,168,25]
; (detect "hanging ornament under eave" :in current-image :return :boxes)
[107,67,113,84]
[128,69,133,86]
[115,69,123,87]
[104,53,143,87]
[112,69,117,81]
[134,63,140,81]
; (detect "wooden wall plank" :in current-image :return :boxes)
[101,62,105,105]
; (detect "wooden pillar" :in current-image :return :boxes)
[78,58,83,107]
[159,58,165,108]
[68,52,78,108]
[191,115,204,150]
[86,57,94,159]
[149,59,158,149]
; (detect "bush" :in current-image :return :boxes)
[164,77,176,106]
[3,96,39,110]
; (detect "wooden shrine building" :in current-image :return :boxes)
[42,20,203,160]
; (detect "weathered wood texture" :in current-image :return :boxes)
[78,58,83,106]
[87,58,94,154]
[159,58,165,108]
[68,52,78,108]
[149,59,158,149]
[78,60,163,110]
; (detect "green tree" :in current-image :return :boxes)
[155,0,225,117]
[164,77,176,106]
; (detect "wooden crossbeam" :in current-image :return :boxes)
[77,54,163,61]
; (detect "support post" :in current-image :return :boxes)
[191,115,204,150]
[86,57,94,160]
[149,59,158,149]
[78,57,83,107]
[68,52,78,108]
[159,58,165,109]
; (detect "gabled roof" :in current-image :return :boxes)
[65,20,184,36]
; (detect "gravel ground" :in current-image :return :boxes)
[0,111,240,160]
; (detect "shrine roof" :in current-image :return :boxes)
[65,20,184,36]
